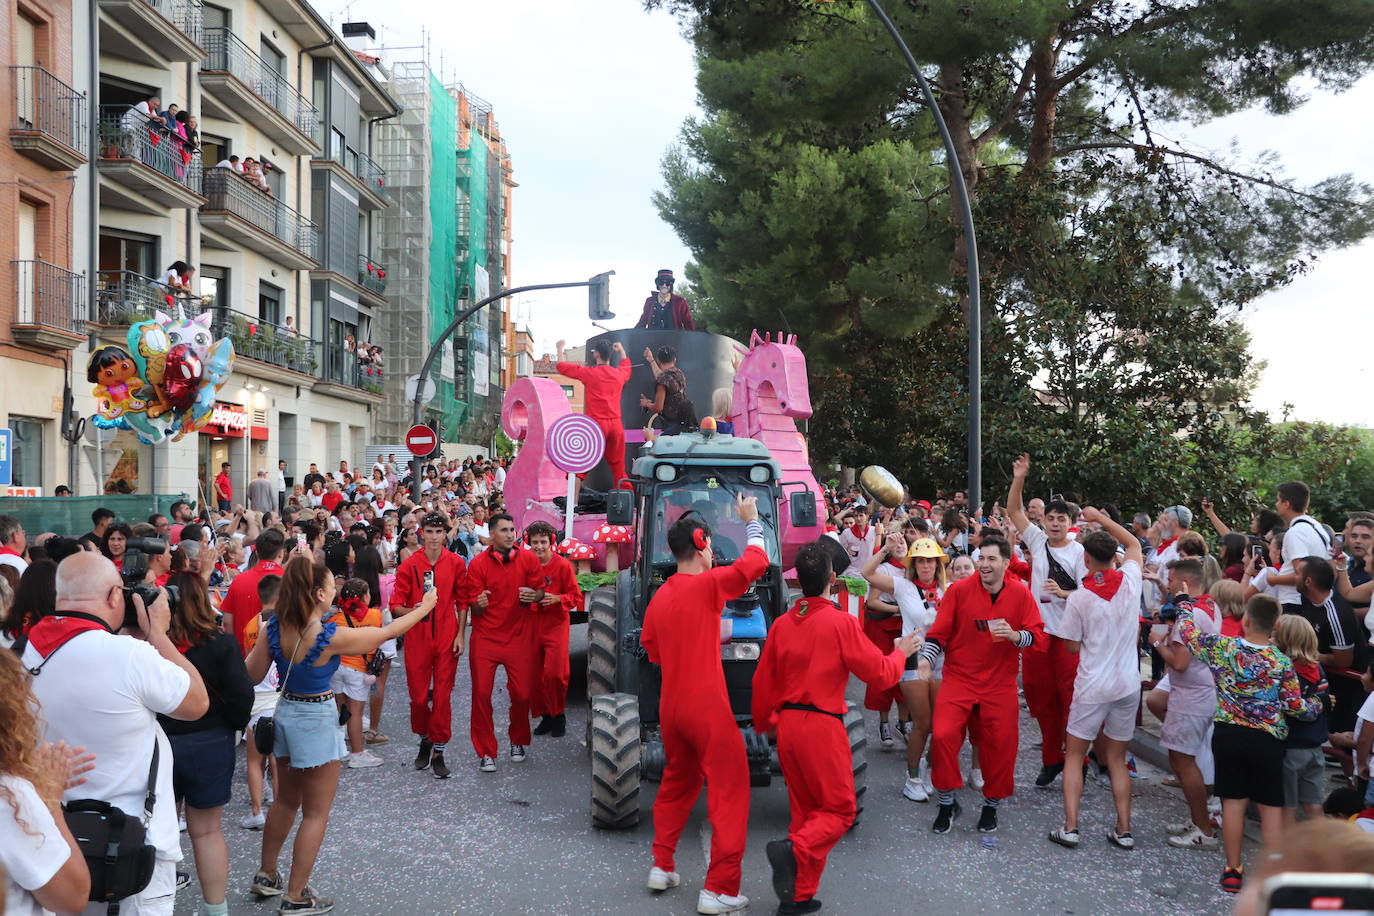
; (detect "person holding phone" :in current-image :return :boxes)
[390,512,469,780]
[916,533,1045,836]
[640,495,769,915]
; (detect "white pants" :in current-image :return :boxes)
[82,859,176,915]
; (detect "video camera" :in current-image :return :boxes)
[1157,593,1194,623]
[120,537,179,629]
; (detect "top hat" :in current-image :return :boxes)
[654,269,675,287]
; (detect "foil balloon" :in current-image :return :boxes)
[859,465,905,508]
[88,306,235,445]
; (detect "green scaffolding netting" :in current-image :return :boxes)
[427,73,464,435]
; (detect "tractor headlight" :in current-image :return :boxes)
[749,464,771,483]
[721,642,761,661]
[654,464,677,482]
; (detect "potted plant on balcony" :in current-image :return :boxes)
[99,122,127,159]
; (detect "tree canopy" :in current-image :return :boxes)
[650,0,1374,517]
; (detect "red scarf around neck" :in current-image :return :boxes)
[338,596,371,622]
[1157,536,1178,553]
[26,614,111,656]
[0,546,22,559]
[1081,568,1124,601]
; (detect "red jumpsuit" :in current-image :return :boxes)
[556,357,633,488]
[924,574,1045,800]
[464,545,546,758]
[530,552,582,718]
[390,549,467,745]
[753,595,904,903]
[641,543,769,897]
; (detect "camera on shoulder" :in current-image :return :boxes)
[120,538,180,629]
[1157,593,1194,622]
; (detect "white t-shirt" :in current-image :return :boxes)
[889,576,938,639]
[1019,523,1086,637]
[1059,561,1143,704]
[1166,598,1222,718]
[0,553,27,576]
[495,465,507,487]
[1278,515,1331,606]
[1249,565,1280,598]
[1355,692,1374,778]
[837,526,876,577]
[22,628,190,861]
[1,775,69,916]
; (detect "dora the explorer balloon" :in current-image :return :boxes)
[87,346,148,419]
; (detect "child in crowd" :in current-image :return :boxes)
[1212,580,1246,638]
[332,578,384,769]
[1273,615,1331,823]
[240,574,282,830]
[1176,593,1321,894]
[1324,787,1374,833]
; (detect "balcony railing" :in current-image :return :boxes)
[216,312,318,375]
[202,28,317,139]
[139,0,202,44]
[13,260,85,334]
[94,270,201,325]
[203,167,318,259]
[348,148,386,195]
[98,106,203,192]
[357,254,387,295]
[321,344,384,394]
[10,66,86,156]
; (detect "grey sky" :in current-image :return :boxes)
[325,0,1370,426]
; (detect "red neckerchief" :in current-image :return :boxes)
[0,547,22,558]
[887,557,905,570]
[850,523,869,541]
[338,596,371,623]
[792,595,838,617]
[1157,536,1178,553]
[1082,568,1124,600]
[26,614,111,657]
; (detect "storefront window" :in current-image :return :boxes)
[10,417,44,490]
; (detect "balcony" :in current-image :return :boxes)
[99,0,204,65]
[97,107,206,214]
[216,312,318,376]
[200,28,319,155]
[11,260,86,349]
[357,253,388,302]
[200,167,319,269]
[314,343,384,400]
[312,146,389,209]
[9,67,87,170]
[92,270,199,328]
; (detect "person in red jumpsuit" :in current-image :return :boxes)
[916,532,1045,835]
[464,512,545,771]
[390,511,468,779]
[753,541,918,915]
[641,495,767,916]
[524,521,582,737]
[556,338,633,489]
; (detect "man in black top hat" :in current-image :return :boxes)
[635,269,696,330]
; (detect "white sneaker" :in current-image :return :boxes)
[902,776,930,802]
[1165,821,1192,836]
[478,756,497,773]
[1167,824,1220,850]
[969,767,984,790]
[347,750,383,769]
[920,758,936,792]
[239,811,266,830]
[646,867,680,892]
[697,889,749,915]
[178,814,187,832]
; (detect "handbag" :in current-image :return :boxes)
[339,604,386,677]
[64,742,160,911]
[253,624,306,756]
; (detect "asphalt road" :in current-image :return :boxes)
[202,626,1239,916]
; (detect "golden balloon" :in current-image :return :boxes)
[859,466,904,508]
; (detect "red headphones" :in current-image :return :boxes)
[693,526,708,551]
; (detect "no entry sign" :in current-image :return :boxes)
[405,424,438,457]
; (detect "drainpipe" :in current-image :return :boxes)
[82,0,99,495]
[296,37,334,335]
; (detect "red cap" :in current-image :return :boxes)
[916,500,932,510]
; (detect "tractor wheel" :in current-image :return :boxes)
[591,692,641,829]
[844,707,868,829]
[586,586,618,699]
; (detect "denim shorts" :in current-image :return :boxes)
[273,695,347,769]
[169,727,236,810]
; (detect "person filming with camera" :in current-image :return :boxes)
[19,550,208,915]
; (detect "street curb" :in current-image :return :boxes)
[1129,726,1170,772]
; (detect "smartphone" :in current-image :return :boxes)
[1261,872,1374,914]
[975,619,990,632]
[1253,544,1266,560]
[1050,492,1064,502]
[423,570,435,593]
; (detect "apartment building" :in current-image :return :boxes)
[71,0,399,499]
[1,0,92,492]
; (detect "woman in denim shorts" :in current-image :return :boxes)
[244,552,436,915]
[160,573,255,916]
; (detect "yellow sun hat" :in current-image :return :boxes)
[905,537,948,568]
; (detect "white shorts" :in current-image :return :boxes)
[1159,710,1212,756]
[1155,673,1171,693]
[330,666,375,702]
[247,690,279,732]
[1067,692,1139,742]
[379,638,398,660]
[900,655,943,682]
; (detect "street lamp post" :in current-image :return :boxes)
[409,276,612,505]
[865,0,983,513]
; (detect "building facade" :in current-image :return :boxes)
[0,0,400,500]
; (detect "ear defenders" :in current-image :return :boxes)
[693,525,709,551]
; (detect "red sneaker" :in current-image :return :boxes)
[1221,866,1244,894]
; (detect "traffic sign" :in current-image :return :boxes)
[0,429,11,487]
[405,374,436,406]
[405,424,438,457]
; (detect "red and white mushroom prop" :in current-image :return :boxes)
[592,523,632,572]
[558,537,597,574]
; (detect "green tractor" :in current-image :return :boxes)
[586,431,868,829]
